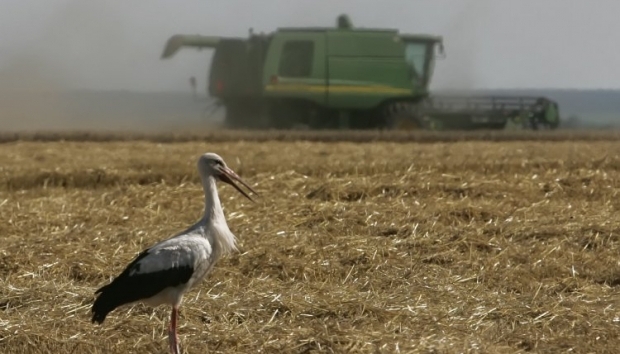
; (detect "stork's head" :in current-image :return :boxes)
[197,152,258,202]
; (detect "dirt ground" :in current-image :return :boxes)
[1,137,620,353]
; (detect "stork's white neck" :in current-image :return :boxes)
[201,175,225,222]
[200,175,237,253]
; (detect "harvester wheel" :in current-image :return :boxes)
[225,102,258,129]
[224,105,244,129]
[391,115,422,130]
[383,103,423,130]
[269,101,295,129]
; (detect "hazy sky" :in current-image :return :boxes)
[0,0,617,92]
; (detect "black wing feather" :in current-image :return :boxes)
[91,248,194,324]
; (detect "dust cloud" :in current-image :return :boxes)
[0,1,210,133]
[430,0,491,94]
[0,54,71,131]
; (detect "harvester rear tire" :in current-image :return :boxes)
[225,103,255,129]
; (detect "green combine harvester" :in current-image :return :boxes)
[161,14,560,131]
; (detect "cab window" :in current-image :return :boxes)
[278,40,314,77]
[405,42,428,80]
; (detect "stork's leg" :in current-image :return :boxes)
[168,306,180,354]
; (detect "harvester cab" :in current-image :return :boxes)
[400,34,445,92]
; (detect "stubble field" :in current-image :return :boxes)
[1,131,620,353]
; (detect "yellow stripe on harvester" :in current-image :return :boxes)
[265,84,411,95]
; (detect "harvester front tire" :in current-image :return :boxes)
[384,103,423,130]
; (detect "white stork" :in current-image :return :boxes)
[91,152,258,354]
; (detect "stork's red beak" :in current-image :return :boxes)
[218,166,259,202]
